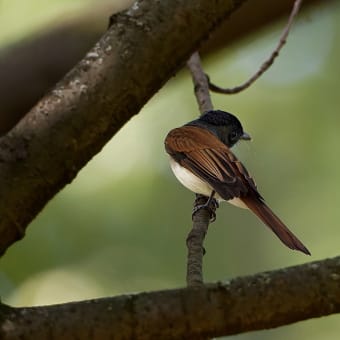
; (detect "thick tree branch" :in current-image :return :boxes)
[0,0,322,135]
[0,0,247,256]
[0,14,104,136]
[1,257,340,339]
[0,1,134,136]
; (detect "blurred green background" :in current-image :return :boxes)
[1,0,340,339]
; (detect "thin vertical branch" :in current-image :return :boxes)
[187,52,213,113]
[186,52,215,287]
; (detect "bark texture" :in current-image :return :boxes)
[1,257,339,339]
[0,1,134,136]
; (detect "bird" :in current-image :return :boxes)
[164,109,310,255]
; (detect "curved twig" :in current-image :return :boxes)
[209,0,303,94]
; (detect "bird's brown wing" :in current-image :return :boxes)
[165,125,258,200]
[165,125,310,255]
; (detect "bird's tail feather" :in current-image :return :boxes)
[242,196,310,255]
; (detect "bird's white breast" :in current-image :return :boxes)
[169,158,248,209]
[170,158,213,197]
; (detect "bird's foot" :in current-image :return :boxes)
[192,195,219,223]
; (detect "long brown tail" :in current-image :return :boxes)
[242,196,310,255]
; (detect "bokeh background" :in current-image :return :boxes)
[0,1,339,339]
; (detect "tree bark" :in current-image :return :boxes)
[1,256,339,339]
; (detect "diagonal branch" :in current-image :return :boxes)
[0,0,246,256]
[1,256,340,339]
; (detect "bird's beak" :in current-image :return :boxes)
[240,131,251,141]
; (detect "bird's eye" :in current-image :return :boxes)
[230,131,238,141]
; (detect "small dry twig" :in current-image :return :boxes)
[209,0,303,94]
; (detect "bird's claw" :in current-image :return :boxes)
[192,198,218,223]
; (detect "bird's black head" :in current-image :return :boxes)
[186,110,251,147]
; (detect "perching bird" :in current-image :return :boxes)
[164,110,310,255]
